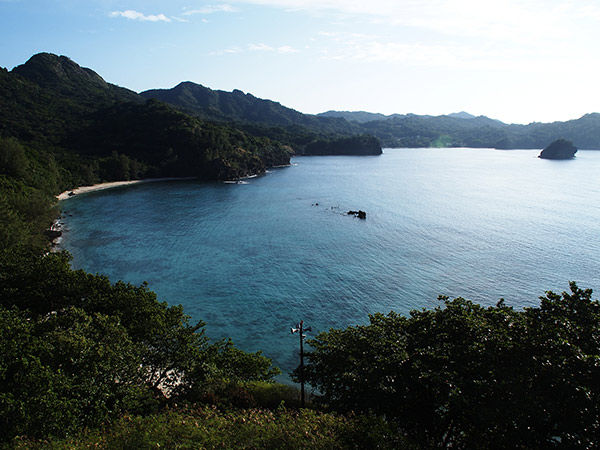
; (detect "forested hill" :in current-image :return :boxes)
[321,110,600,149]
[318,110,495,124]
[143,80,600,149]
[12,52,140,106]
[0,53,293,187]
[314,110,600,149]
[141,82,358,136]
[1,53,141,146]
[357,112,600,149]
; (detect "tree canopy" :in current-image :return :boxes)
[301,283,600,449]
[0,250,280,443]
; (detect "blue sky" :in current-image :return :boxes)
[1,0,599,124]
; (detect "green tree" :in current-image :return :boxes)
[0,306,77,439]
[0,250,280,443]
[302,284,600,448]
[517,283,600,447]
[0,137,29,179]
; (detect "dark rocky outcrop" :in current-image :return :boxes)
[44,229,62,240]
[348,210,367,219]
[539,138,578,159]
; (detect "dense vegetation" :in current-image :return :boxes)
[0,137,65,250]
[141,82,356,135]
[141,81,385,154]
[4,258,598,449]
[0,250,283,443]
[301,283,600,448]
[303,135,382,156]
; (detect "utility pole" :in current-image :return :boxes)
[291,320,311,407]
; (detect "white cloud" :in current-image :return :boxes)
[277,45,298,54]
[183,4,238,15]
[316,30,559,75]
[110,10,171,22]
[211,43,299,55]
[210,46,243,55]
[231,0,599,46]
[249,43,274,51]
[248,43,298,53]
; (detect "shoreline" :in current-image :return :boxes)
[56,177,196,201]
[51,177,195,251]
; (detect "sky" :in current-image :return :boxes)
[1,0,599,124]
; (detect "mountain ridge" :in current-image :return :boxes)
[1,53,294,185]
[142,80,600,149]
[12,52,140,105]
[3,52,600,153]
[140,81,359,138]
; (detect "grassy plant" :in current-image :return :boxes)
[12,406,415,450]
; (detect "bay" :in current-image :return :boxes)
[60,148,600,377]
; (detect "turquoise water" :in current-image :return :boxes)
[60,148,600,376]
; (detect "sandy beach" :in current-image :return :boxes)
[56,178,195,201]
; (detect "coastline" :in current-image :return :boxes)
[56,177,196,201]
[51,177,196,251]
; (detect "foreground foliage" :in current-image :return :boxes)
[302,282,600,448]
[12,406,411,450]
[0,250,279,444]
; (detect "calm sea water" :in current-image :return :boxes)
[60,148,600,377]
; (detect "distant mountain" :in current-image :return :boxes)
[319,110,498,124]
[319,110,600,149]
[147,83,600,150]
[446,111,476,120]
[317,111,389,123]
[501,113,600,150]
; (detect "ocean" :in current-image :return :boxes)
[60,148,600,377]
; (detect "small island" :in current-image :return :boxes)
[539,138,578,159]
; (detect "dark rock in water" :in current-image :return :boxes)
[348,210,367,219]
[539,138,577,159]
